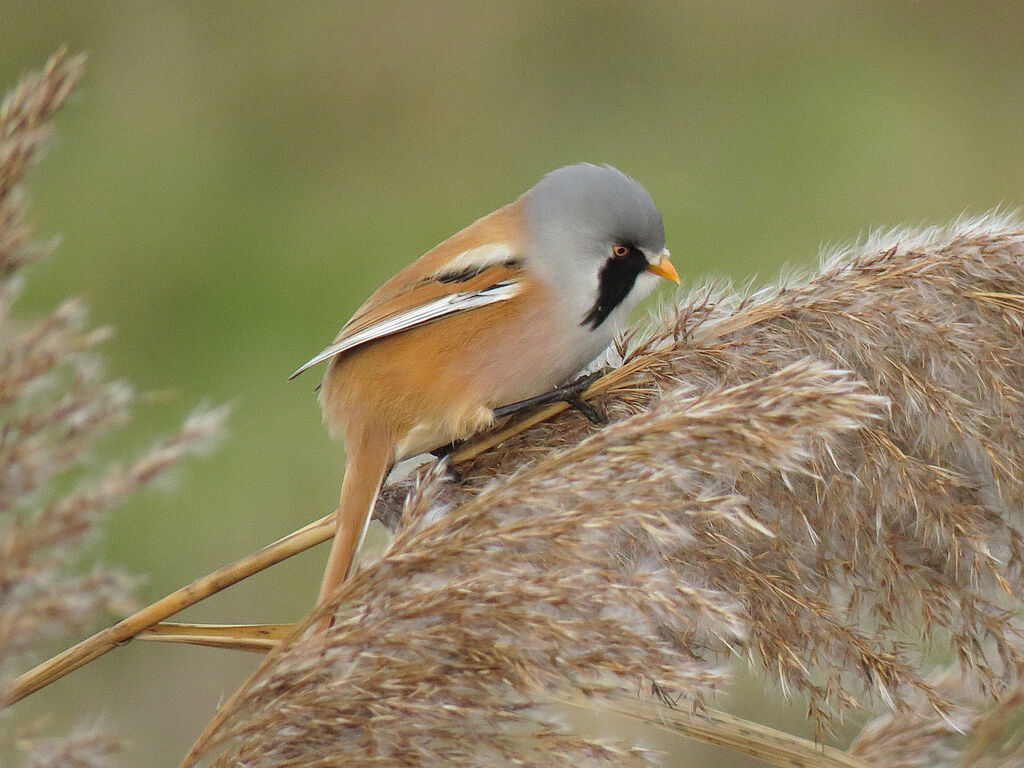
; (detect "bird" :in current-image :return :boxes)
[291,163,678,611]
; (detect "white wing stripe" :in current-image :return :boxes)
[427,243,515,280]
[289,281,522,379]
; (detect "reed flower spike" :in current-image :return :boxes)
[188,215,1024,766]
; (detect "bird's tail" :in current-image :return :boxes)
[316,423,392,610]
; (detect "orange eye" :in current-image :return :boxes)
[612,245,629,258]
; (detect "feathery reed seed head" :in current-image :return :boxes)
[193,214,1024,766]
[0,51,227,768]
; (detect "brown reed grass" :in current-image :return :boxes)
[187,213,1024,767]
[0,52,227,767]
[849,664,1024,768]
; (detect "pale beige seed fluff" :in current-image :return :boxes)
[0,52,228,768]
[193,213,1024,766]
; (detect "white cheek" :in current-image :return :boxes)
[611,270,660,324]
[631,269,661,302]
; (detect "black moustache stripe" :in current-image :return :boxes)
[581,246,648,329]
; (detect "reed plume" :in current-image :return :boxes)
[0,52,227,767]
[850,662,1024,768]
[188,214,1024,766]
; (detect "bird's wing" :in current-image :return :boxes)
[289,255,525,380]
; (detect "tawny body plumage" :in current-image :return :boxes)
[295,164,677,609]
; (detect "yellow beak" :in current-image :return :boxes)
[645,251,679,284]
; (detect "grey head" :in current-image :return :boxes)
[522,163,670,331]
[524,163,664,256]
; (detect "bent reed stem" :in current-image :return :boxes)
[3,512,335,706]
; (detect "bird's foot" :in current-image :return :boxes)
[492,369,608,424]
[564,393,607,424]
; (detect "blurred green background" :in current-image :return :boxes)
[4,2,1024,765]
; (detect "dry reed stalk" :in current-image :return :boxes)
[5,512,332,706]
[583,696,870,768]
[136,622,292,652]
[0,52,227,767]
[188,214,1024,767]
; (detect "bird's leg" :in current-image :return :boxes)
[430,440,462,460]
[492,369,608,424]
